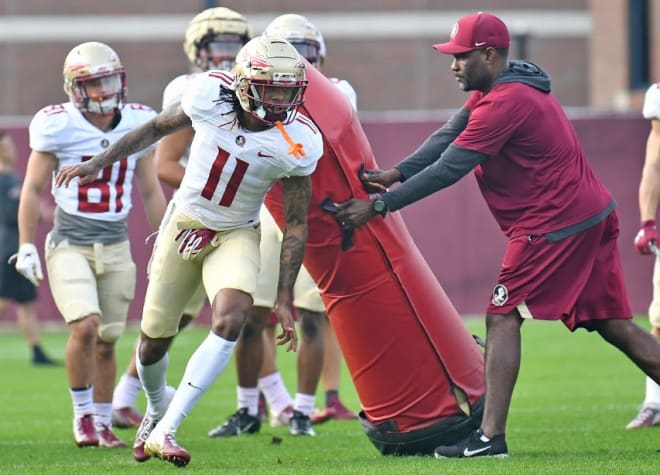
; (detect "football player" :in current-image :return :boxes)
[208,13,358,440]
[55,35,323,467]
[630,81,660,429]
[111,5,253,431]
[15,42,166,448]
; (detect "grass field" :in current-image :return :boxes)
[0,318,658,474]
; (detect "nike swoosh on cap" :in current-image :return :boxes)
[474,41,487,46]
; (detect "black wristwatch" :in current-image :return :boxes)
[372,198,388,217]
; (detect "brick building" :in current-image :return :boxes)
[0,1,655,118]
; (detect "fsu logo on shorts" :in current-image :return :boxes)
[491,284,508,306]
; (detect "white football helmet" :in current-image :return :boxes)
[63,42,126,114]
[233,35,307,125]
[184,7,252,72]
[264,14,326,68]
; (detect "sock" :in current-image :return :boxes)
[294,392,316,417]
[158,332,236,434]
[135,344,169,417]
[237,386,259,416]
[94,402,113,428]
[325,389,339,407]
[112,373,143,409]
[259,371,293,415]
[70,386,95,419]
[643,377,660,408]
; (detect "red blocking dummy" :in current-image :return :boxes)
[265,65,484,433]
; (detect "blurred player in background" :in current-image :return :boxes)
[0,131,57,366]
[111,5,252,430]
[15,42,166,448]
[56,34,323,467]
[630,81,660,429]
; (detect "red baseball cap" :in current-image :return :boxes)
[433,12,510,54]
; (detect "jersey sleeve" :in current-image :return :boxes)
[642,83,660,120]
[162,74,191,110]
[331,78,358,111]
[28,104,70,153]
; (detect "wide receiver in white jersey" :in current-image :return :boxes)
[56,35,323,468]
[208,13,359,440]
[15,41,166,449]
[630,83,660,429]
[111,6,253,430]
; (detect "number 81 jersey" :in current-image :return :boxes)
[175,71,324,230]
[29,101,157,222]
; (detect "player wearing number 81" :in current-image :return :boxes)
[16,42,167,448]
[55,34,323,467]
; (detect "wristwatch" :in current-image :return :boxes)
[372,198,388,217]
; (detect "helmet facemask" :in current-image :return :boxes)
[234,36,308,126]
[68,71,126,114]
[196,32,246,71]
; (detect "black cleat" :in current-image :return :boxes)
[288,410,315,436]
[434,429,508,459]
[208,408,261,438]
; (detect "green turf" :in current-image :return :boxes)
[0,318,657,474]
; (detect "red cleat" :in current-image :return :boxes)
[73,414,99,447]
[329,399,358,420]
[310,406,336,425]
[145,432,190,467]
[112,406,143,429]
[97,424,128,448]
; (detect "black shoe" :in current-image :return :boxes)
[32,345,58,366]
[288,410,315,436]
[434,429,508,458]
[208,408,261,438]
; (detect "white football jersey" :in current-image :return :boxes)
[330,77,358,111]
[29,102,157,222]
[161,73,196,167]
[175,71,323,230]
[643,83,660,120]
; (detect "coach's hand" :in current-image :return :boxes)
[335,198,377,230]
[361,168,402,194]
[635,219,659,255]
[9,243,43,287]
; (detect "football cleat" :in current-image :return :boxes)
[434,429,508,459]
[133,386,176,462]
[96,423,128,448]
[328,396,358,420]
[626,405,660,429]
[145,432,190,467]
[270,405,294,428]
[288,410,315,436]
[310,406,336,425]
[208,408,261,437]
[73,414,99,447]
[112,406,144,429]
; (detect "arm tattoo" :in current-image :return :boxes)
[93,104,191,169]
[278,175,311,295]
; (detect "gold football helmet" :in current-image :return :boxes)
[264,14,326,68]
[184,7,252,72]
[63,42,126,114]
[233,35,307,125]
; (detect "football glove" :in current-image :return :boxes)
[175,228,216,260]
[634,220,659,255]
[9,243,43,286]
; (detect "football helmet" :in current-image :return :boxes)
[264,14,326,67]
[184,7,252,72]
[233,35,307,125]
[63,42,126,114]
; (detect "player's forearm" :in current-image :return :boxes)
[639,131,660,220]
[93,121,164,170]
[17,190,42,244]
[276,223,307,302]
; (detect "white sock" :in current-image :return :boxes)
[135,344,169,417]
[643,377,660,408]
[112,373,142,409]
[237,386,259,416]
[259,371,293,415]
[94,402,113,428]
[293,392,316,417]
[70,386,94,418]
[158,332,236,434]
